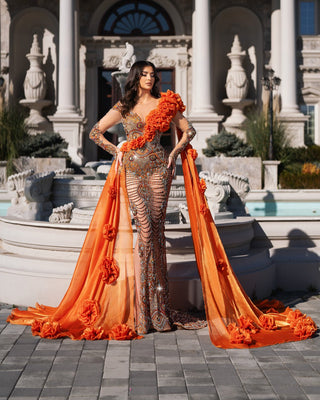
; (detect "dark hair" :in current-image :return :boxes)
[119,60,160,117]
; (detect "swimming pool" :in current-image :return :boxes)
[246,201,320,217]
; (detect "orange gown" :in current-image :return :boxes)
[7,90,317,347]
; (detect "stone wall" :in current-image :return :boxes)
[201,156,262,190]
[13,157,66,174]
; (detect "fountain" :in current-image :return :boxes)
[1,43,318,310]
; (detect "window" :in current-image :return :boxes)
[300,104,315,144]
[299,0,317,35]
[99,0,175,36]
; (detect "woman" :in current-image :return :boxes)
[89,60,198,334]
[8,61,317,347]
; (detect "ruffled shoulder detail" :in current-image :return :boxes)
[160,90,186,113]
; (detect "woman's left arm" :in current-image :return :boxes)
[168,112,196,165]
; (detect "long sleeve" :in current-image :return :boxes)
[89,123,119,156]
[169,118,196,160]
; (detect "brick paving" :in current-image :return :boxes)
[0,292,319,400]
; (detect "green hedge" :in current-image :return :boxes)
[279,170,320,189]
[18,132,69,159]
[203,129,254,157]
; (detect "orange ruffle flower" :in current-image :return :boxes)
[108,323,140,340]
[216,258,227,273]
[32,319,62,339]
[286,309,305,328]
[40,320,61,338]
[259,314,277,330]
[187,148,198,160]
[108,186,117,199]
[285,308,317,339]
[199,179,207,194]
[100,257,120,285]
[81,326,105,340]
[31,319,43,334]
[120,90,185,153]
[227,323,253,345]
[293,317,317,340]
[238,316,259,334]
[78,299,100,326]
[103,224,116,241]
[200,203,208,215]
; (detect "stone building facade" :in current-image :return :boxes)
[0,0,320,164]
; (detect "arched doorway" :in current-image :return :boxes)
[95,0,177,160]
[212,7,264,117]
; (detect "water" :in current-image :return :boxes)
[246,201,320,217]
[1,200,319,218]
[0,201,10,217]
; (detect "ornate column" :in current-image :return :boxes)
[278,0,307,147]
[270,0,281,78]
[49,0,85,165]
[190,0,223,155]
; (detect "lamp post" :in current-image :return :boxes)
[262,69,281,160]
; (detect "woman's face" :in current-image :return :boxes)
[139,66,155,91]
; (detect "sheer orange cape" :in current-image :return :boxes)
[7,90,317,347]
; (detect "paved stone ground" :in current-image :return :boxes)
[0,292,319,400]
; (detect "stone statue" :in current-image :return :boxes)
[119,42,136,73]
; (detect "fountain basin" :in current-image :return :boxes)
[0,215,270,308]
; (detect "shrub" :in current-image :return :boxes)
[280,162,320,189]
[302,162,320,175]
[0,108,29,174]
[245,111,289,161]
[280,170,320,189]
[17,132,69,159]
[280,145,320,168]
[0,108,28,161]
[203,129,254,157]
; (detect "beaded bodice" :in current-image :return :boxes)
[117,107,168,176]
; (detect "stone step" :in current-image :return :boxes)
[270,247,320,292]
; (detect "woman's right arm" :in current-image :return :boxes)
[89,107,122,156]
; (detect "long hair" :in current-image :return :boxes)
[119,60,160,117]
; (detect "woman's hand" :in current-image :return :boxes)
[167,155,176,177]
[115,151,123,173]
